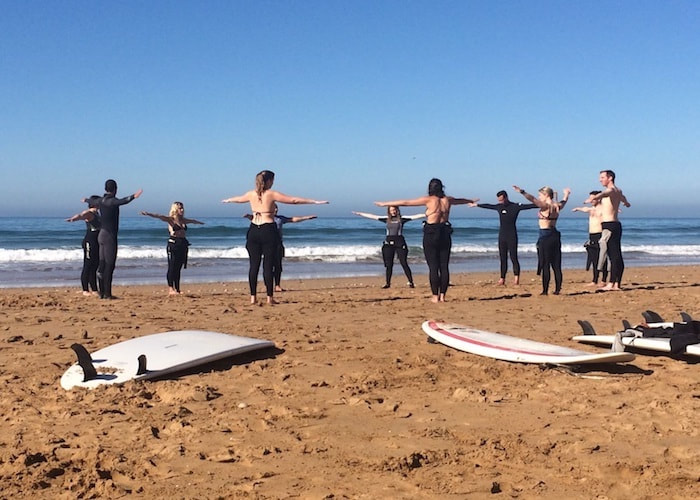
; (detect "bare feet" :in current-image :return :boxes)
[168,287,179,296]
[267,296,277,305]
[250,295,256,305]
[585,282,597,288]
[497,278,505,286]
[275,286,284,292]
[430,295,439,303]
[81,291,92,296]
[513,276,520,286]
[601,283,622,291]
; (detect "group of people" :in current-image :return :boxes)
[67,169,629,304]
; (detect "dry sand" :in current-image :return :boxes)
[1,266,699,498]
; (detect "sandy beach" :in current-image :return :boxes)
[1,265,698,498]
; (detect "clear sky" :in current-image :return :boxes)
[2,0,699,217]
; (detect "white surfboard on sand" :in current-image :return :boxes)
[572,334,700,357]
[61,330,275,390]
[422,321,635,365]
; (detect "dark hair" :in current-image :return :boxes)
[428,178,445,198]
[496,190,507,198]
[86,195,101,208]
[105,179,117,193]
[589,190,601,196]
[600,170,615,182]
[387,205,401,219]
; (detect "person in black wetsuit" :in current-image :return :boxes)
[470,190,537,285]
[141,202,204,295]
[513,184,570,295]
[223,170,328,305]
[66,195,102,295]
[353,207,424,288]
[375,178,478,303]
[91,179,143,299]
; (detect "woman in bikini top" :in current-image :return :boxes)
[222,170,328,220]
[140,202,205,236]
[513,185,570,229]
[375,178,477,223]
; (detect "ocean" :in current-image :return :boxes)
[1,216,700,288]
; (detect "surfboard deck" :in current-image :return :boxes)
[61,330,275,390]
[572,334,700,357]
[423,321,635,365]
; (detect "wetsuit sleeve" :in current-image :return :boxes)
[377,217,388,223]
[278,216,293,224]
[476,204,500,210]
[518,203,538,210]
[103,195,137,207]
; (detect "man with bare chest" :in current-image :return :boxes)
[585,170,630,290]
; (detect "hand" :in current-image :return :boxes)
[134,189,143,198]
[314,200,329,204]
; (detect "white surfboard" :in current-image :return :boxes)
[572,334,700,357]
[61,330,275,390]
[423,321,635,365]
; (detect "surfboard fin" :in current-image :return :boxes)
[642,310,664,323]
[70,343,98,382]
[136,354,148,375]
[622,319,632,330]
[577,320,596,336]
[680,311,692,322]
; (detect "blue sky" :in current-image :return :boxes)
[1,0,699,217]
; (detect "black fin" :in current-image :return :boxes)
[577,320,596,336]
[136,354,148,375]
[70,343,98,382]
[642,310,664,323]
[622,319,632,330]
[680,312,692,322]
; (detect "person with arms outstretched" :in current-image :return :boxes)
[66,195,102,295]
[91,179,142,299]
[353,206,424,289]
[223,170,328,304]
[572,191,609,286]
[584,170,630,291]
[375,178,478,303]
[513,184,570,295]
[470,190,537,285]
[141,202,205,295]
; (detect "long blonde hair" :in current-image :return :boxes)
[169,201,184,218]
[255,170,275,200]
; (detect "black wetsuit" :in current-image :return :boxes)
[167,223,189,293]
[97,192,137,299]
[378,216,414,286]
[585,232,608,284]
[423,222,452,296]
[246,222,280,297]
[537,227,562,295]
[477,202,537,279]
[602,221,624,284]
[81,214,101,292]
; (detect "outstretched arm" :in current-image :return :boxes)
[620,192,631,208]
[223,193,250,204]
[352,211,383,220]
[450,197,479,206]
[403,213,426,221]
[513,185,545,208]
[375,196,429,207]
[571,206,593,213]
[140,211,172,223]
[183,217,205,225]
[66,209,94,223]
[273,191,328,205]
[558,188,571,208]
[289,215,317,223]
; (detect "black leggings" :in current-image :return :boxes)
[273,243,284,287]
[498,233,521,279]
[167,238,189,292]
[382,236,413,285]
[246,223,280,297]
[537,229,562,295]
[97,231,117,298]
[81,233,99,292]
[423,223,452,296]
[602,221,624,284]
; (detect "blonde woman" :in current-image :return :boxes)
[141,202,204,295]
[223,170,328,304]
[513,185,570,295]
